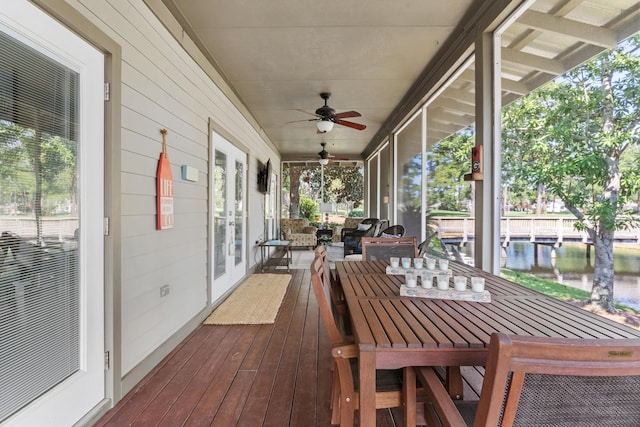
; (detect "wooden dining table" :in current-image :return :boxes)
[335,259,640,426]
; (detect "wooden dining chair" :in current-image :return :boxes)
[310,256,421,426]
[360,236,418,261]
[416,332,640,427]
[314,245,349,333]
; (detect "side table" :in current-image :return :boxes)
[258,240,292,272]
[316,229,333,245]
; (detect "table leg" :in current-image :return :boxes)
[359,351,376,426]
[403,367,417,427]
[445,366,463,400]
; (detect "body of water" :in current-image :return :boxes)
[460,242,640,310]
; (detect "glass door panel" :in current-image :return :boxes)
[213,150,227,278]
[234,160,244,266]
[210,130,246,302]
[0,2,104,425]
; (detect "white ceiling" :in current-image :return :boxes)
[162,0,640,163]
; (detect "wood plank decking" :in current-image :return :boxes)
[95,262,482,426]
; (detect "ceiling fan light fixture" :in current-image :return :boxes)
[318,157,329,166]
[317,119,334,133]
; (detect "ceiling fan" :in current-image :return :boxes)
[317,142,332,165]
[290,92,367,133]
[317,142,351,165]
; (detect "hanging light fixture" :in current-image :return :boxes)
[317,119,334,133]
[318,157,329,166]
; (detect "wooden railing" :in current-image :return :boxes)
[0,217,78,240]
[435,217,640,245]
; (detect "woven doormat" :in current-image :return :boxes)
[203,273,291,325]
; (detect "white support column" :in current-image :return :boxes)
[474,31,502,274]
[421,107,428,243]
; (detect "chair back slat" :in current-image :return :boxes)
[361,236,417,261]
[476,333,640,427]
[315,245,345,306]
[310,256,343,344]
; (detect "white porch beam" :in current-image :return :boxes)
[502,48,566,75]
[440,88,476,105]
[460,68,529,95]
[427,120,468,135]
[519,10,617,49]
[427,109,474,127]
[434,98,476,116]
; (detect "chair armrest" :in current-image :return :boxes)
[331,343,358,359]
[341,227,357,241]
[414,367,467,427]
[303,226,317,234]
[342,228,367,240]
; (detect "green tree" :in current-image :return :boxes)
[502,36,640,312]
[427,130,474,211]
[307,164,364,212]
[298,197,318,220]
[325,165,364,211]
[1,123,76,240]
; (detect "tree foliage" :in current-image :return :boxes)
[501,35,640,312]
[298,197,318,220]
[0,123,76,226]
[427,130,474,211]
[284,163,364,217]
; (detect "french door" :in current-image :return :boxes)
[0,2,104,425]
[210,130,247,302]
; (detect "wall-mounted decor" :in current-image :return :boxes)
[257,159,271,194]
[181,165,199,182]
[157,129,174,229]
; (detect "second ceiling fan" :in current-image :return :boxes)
[294,92,366,133]
[317,142,349,165]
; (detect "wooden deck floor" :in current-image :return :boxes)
[95,261,482,426]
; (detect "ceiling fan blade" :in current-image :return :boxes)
[335,119,366,131]
[286,118,317,124]
[296,109,321,118]
[333,110,361,119]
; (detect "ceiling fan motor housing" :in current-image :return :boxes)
[316,92,335,119]
[318,142,330,159]
[315,105,335,118]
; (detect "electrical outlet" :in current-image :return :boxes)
[160,284,170,297]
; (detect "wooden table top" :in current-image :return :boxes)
[336,259,640,426]
[336,260,640,360]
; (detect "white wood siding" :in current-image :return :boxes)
[71,0,279,373]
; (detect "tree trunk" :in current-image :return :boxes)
[536,184,544,216]
[590,229,616,313]
[289,166,301,219]
[588,54,619,313]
